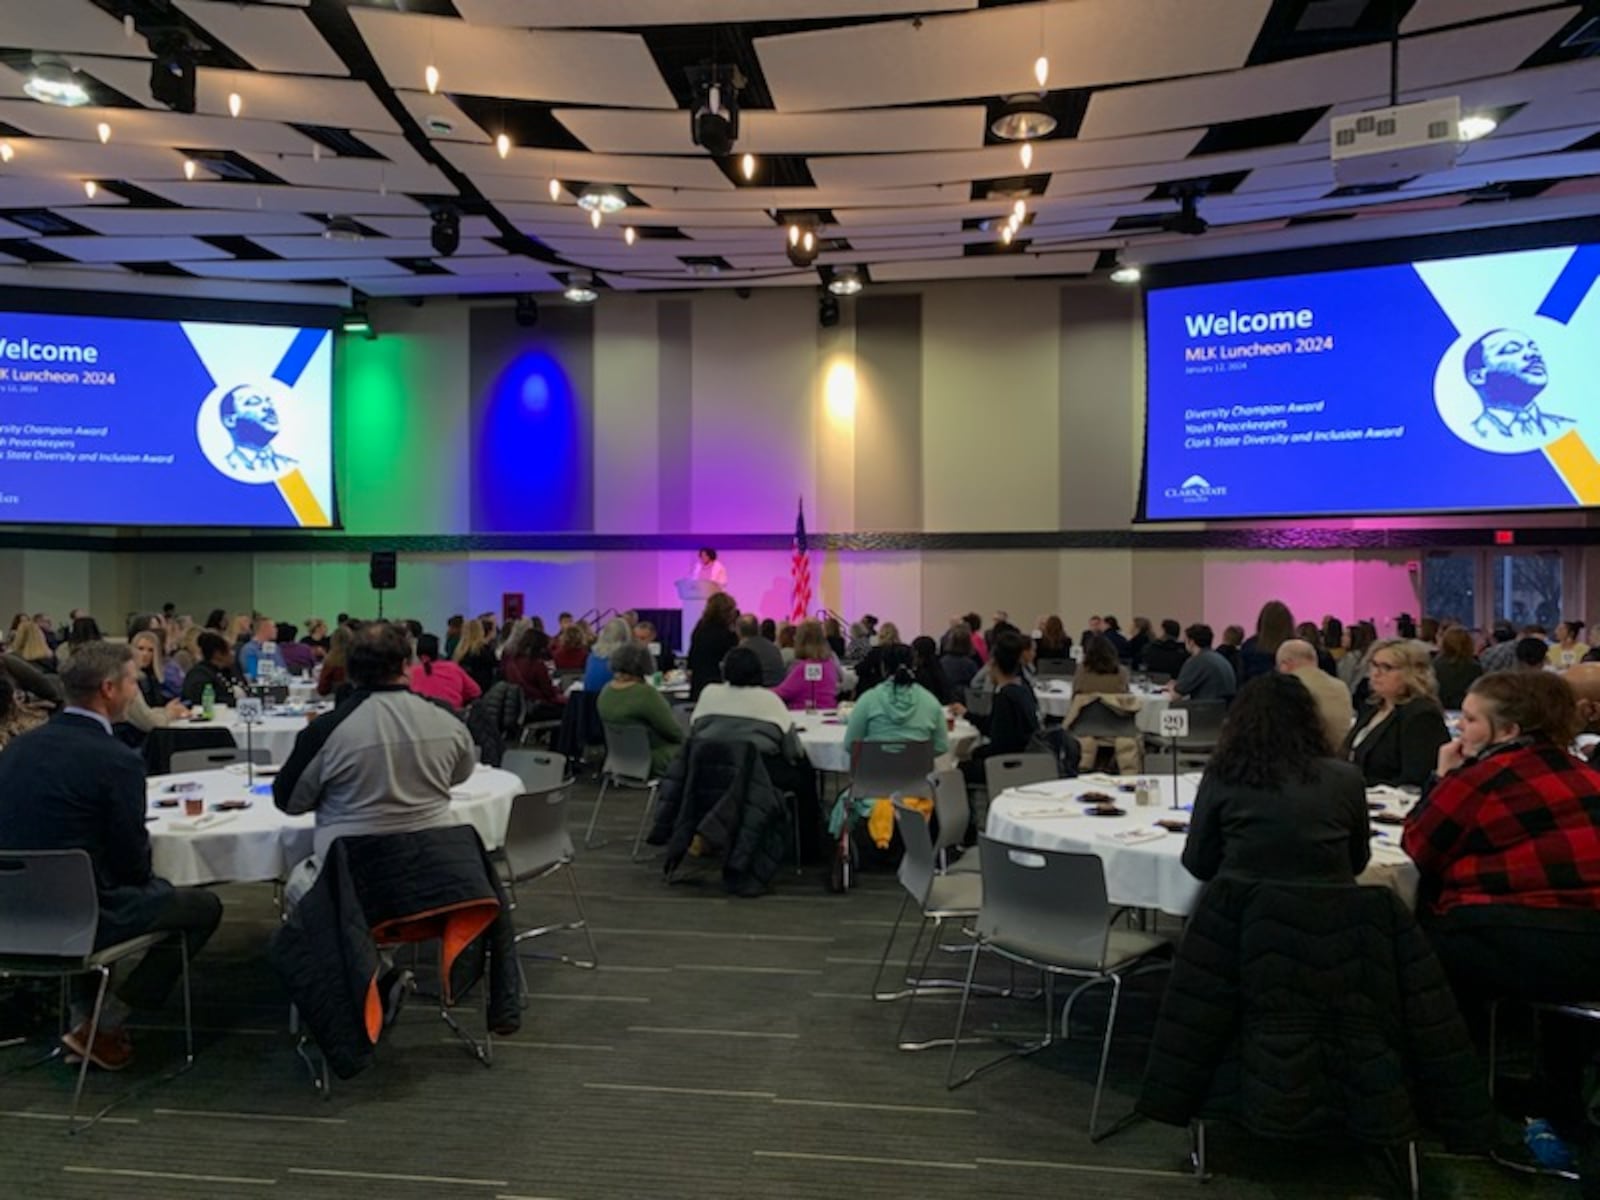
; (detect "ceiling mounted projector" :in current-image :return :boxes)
[1331,95,1462,187]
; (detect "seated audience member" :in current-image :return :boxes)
[735,614,787,688]
[1276,638,1353,752]
[760,618,777,642]
[9,616,56,673]
[1141,619,1190,679]
[1515,636,1552,671]
[238,616,287,680]
[1216,624,1246,676]
[844,644,950,759]
[56,616,102,667]
[181,632,241,707]
[1322,616,1346,662]
[595,642,686,778]
[687,593,740,703]
[301,618,332,658]
[854,622,903,693]
[1295,622,1339,676]
[690,646,814,828]
[453,617,500,695]
[965,631,1042,780]
[1073,633,1130,696]
[911,636,956,707]
[1433,627,1483,711]
[774,619,839,711]
[823,617,846,660]
[961,613,989,664]
[0,673,48,752]
[550,625,589,672]
[844,617,877,664]
[633,620,675,673]
[1404,671,1600,1164]
[1127,617,1153,668]
[1100,615,1131,662]
[442,614,464,660]
[939,625,981,700]
[501,628,565,720]
[1343,639,1450,787]
[0,642,223,1069]
[410,633,482,711]
[1549,620,1587,670]
[130,631,170,711]
[275,624,476,859]
[1238,600,1294,684]
[1183,673,1369,884]
[584,618,633,694]
[1338,621,1378,695]
[1034,616,1073,666]
[317,625,355,698]
[276,623,317,675]
[1478,621,1520,673]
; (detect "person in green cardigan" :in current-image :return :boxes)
[596,640,685,777]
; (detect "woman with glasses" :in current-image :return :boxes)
[1342,638,1450,787]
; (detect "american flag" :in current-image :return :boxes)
[789,498,811,623]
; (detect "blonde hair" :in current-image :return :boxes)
[453,617,487,662]
[878,622,901,647]
[794,619,828,662]
[1369,638,1438,703]
[10,617,49,662]
[131,630,165,674]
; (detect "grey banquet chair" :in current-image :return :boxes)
[586,722,661,860]
[502,747,568,796]
[500,783,598,975]
[0,850,195,1133]
[945,836,1170,1139]
[167,745,272,775]
[982,752,1058,798]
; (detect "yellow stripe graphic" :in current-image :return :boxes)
[1544,430,1600,506]
[275,468,330,527]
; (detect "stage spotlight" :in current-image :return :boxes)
[785,218,821,268]
[322,214,363,242]
[1109,258,1141,285]
[818,292,840,328]
[827,267,864,297]
[342,302,374,339]
[430,207,460,256]
[577,185,627,215]
[148,33,197,113]
[563,270,598,304]
[514,294,539,328]
[688,64,743,156]
[990,93,1056,141]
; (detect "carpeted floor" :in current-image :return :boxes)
[0,779,1561,1199]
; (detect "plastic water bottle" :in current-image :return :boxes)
[201,683,215,721]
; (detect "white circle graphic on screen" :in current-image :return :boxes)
[196,378,300,484]
[1433,317,1585,456]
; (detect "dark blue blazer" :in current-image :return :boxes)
[0,713,172,945]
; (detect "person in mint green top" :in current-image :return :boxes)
[843,644,949,759]
[595,641,685,777]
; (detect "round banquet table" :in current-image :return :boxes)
[145,763,521,887]
[1032,682,1171,733]
[791,710,980,774]
[162,705,327,768]
[986,773,1419,917]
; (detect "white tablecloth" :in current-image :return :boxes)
[1032,682,1170,733]
[791,711,979,774]
[145,764,521,887]
[987,774,1419,916]
[165,706,325,767]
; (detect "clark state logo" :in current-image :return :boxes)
[1164,474,1228,503]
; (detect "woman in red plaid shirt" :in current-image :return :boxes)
[1404,670,1600,1176]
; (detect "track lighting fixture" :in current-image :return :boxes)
[576,186,627,215]
[24,56,89,107]
[827,267,865,297]
[818,292,840,328]
[563,271,599,304]
[322,214,363,242]
[688,63,743,156]
[430,207,460,256]
[990,94,1056,141]
[514,294,539,328]
[786,218,821,268]
[148,33,197,113]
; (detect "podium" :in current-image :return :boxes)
[674,578,720,654]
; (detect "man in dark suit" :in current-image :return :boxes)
[0,641,223,1071]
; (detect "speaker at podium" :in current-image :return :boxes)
[674,578,721,607]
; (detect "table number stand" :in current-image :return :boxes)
[1158,706,1189,811]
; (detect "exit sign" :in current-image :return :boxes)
[1494,530,1515,546]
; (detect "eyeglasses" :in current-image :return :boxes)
[1369,660,1401,674]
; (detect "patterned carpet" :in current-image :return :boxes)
[0,779,1560,1199]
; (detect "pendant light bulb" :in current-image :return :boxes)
[548,178,561,201]
[624,225,636,246]
[1013,198,1027,220]
[1001,224,1014,245]
[228,91,242,118]
[590,208,602,229]
[1019,141,1033,170]
[495,133,510,159]
[788,223,800,246]
[424,64,440,95]
[84,179,97,199]
[740,152,755,181]
[183,158,196,180]
[1034,55,1049,89]
[0,141,14,163]
[96,121,111,144]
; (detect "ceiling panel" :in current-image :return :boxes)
[138,181,427,215]
[69,208,327,237]
[440,254,558,276]
[0,101,322,155]
[39,236,232,263]
[1079,7,1574,139]
[603,272,814,291]
[351,9,676,109]
[394,90,491,144]
[1402,149,1600,190]
[180,258,412,280]
[351,271,559,297]
[0,0,153,57]
[870,251,1099,281]
[358,215,501,240]
[193,70,399,133]
[251,236,499,260]
[0,138,187,180]
[0,178,125,208]
[1457,125,1600,165]
[554,106,988,155]
[175,1,348,77]
[1402,0,1549,32]
[627,183,958,212]
[807,128,1204,190]
[755,0,1271,112]
[265,152,454,195]
[457,0,975,25]
[440,142,735,193]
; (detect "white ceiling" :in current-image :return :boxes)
[0,0,1588,299]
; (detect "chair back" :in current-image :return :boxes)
[850,738,935,800]
[891,800,939,906]
[602,722,656,784]
[983,753,1058,797]
[1067,697,1139,740]
[501,784,575,880]
[976,835,1112,970]
[502,748,567,794]
[1171,699,1228,746]
[168,745,270,774]
[963,685,993,720]
[931,768,971,857]
[555,668,584,691]
[0,850,98,959]
[1034,658,1074,679]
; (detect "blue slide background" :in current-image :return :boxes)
[0,312,331,527]
[1142,246,1596,520]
